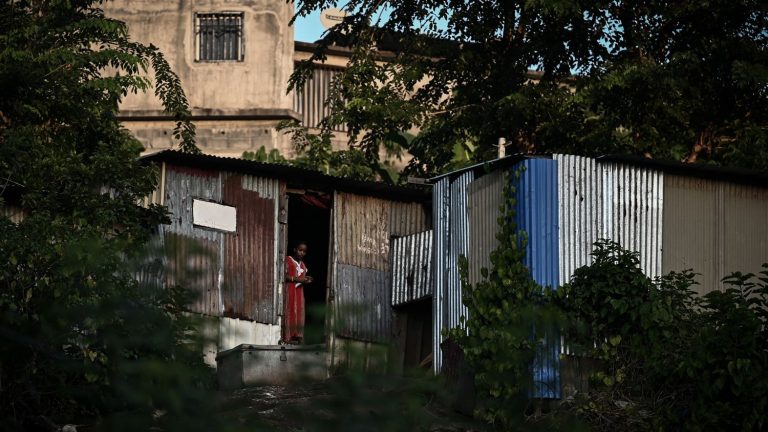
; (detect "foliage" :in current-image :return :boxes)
[274,120,400,182]
[291,0,768,176]
[447,172,575,430]
[0,1,239,430]
[557,241,768,431]
[450,203,767,431]
[242,145,290,164]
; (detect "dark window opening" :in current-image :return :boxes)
[286,192,331,345]
[195,12,243,62]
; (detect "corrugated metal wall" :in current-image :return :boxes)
[663,175,768,295]
[556,155,664,281]
[335,264,392,343]
[602,162,664,278]
[163,166,224,316]
[467,170,505,285]
[242,175,284,323]
[432,177,450,374]
[514,160,560,287]
[391,230,433,306]
[390,200,430,236]
[333,192,429,343]
[336,192,391,271]
[555,155,603,284]
[431,172,473,373]
[222,173,277,324]
[512,159,561,399]
[292,64,347,132]
[160,165,282,324]
[447,172,473,330]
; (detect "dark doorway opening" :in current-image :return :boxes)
[393,298,433,372]
[286,192,331,345]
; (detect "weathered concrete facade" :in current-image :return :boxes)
[105,0,298,157]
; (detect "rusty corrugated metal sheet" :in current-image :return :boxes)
[241,175,281,199]
[602,162,664,278]
[335,264,392,343]
[555,154,603,284]
[162,165,223,316]
[222,173,277,324]
[164,165,222,242]
[163,232,221,315]
[241,174,284,326]
[391,230,433,306]
[663,175,768,295]
[336,192,391,271]
[467,170,505,285]
[389,201,430,237]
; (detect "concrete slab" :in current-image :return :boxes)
[217,344,328,390]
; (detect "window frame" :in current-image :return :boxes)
[194,12,245,63]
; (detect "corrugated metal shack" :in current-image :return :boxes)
[140,151,431,368]
[430,153,768,398]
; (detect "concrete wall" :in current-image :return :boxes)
[201,315,282,367]
[104,0,297,156]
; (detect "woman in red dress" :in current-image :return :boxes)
[283,241,313,344]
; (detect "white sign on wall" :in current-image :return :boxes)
[193,199,236,232]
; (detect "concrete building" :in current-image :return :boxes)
[105,0,299,158]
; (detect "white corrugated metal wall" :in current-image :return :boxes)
[556,155,664,283]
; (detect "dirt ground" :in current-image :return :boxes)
[218,376,483,432]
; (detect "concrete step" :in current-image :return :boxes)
[217,344,328,390]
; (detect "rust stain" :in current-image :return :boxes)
[222,174,277,324]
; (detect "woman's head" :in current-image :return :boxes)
[292,241,308,261]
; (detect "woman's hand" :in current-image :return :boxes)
[289,275,313,284]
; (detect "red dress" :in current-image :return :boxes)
[283,255,307,342]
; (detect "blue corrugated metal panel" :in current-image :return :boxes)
[511,159,561,399]
[432,177,450,374]
[513,160,560,288]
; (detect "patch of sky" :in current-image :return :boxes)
[293,1,448,42]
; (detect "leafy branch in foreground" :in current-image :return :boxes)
[0,2,238,430]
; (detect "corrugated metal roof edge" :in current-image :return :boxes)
[140,150,430,202]
[429,153,768,187]
[426,154,540,183]
[598,155,768,187]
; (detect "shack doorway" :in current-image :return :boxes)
[285,192,331,345]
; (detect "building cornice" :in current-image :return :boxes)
[117,108,302,122]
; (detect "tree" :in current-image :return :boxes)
[291,0,768,177]
[0,2,233,430]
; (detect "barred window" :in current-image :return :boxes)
[195,13,243,62]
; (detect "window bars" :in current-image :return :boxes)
[195,13,244,62]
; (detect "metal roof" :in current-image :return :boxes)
[430,153,768,187]
[140,150,430,202]
[597,155,768,187]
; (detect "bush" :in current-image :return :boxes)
[558,241,768,431]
